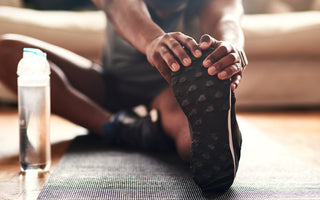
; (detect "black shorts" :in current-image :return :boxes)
[102,71,168,113]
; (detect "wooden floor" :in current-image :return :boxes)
[0,106,319,200]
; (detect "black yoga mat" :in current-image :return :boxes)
[38,120,320,200]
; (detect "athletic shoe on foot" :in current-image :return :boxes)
[171,47,242,192]
[102,109,175,152]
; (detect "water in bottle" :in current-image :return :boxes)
[17,48,51,173]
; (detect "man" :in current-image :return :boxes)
[0,0,247,192]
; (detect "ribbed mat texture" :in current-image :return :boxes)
[38,120,320,200]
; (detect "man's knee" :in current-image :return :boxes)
[0,34,30,52]
[0,35,28,92]
[0,34,27,71]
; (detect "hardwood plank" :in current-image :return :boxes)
[0,107,84,200]
[240,110,320,170]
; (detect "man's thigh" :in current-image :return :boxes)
[0,34,107,106]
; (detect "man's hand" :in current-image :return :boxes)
[199,34,244,91]
[91,0,105,9]
[146,32,202,83]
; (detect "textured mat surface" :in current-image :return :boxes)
[38,119,320,200]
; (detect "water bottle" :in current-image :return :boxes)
[17,48,51,173]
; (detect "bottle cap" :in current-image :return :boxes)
[23,48,46,58]
[17,48,50,77]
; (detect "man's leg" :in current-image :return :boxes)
[0,34,111,136]
[151,48,242,192]
[151,87,191,160]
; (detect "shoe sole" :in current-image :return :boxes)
[171,48,236,191]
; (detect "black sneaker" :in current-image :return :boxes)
[102,109,175,152]
[171,47,241,191]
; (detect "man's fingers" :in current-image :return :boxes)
[230,73,242,91]
[159,46,180,72]
[164,32,202,67]
[199,34,217,50]
[197,34,244,91]
[164,38,191,67]
[203,42,234,68]
[174,33,202,58]
[156,59,172,83]
[207,52,239,76]
[217,63,241,80]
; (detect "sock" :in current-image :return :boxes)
[101,111,124,144]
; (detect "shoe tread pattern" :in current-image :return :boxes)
[171,48,235,191]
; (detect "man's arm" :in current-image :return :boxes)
[198,0,246,90]
[92,0,202,83]
[200,0,244,48]
[93,0,163,54]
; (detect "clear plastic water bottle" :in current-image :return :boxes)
[17,48,51,173]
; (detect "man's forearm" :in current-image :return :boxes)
[200,0,244,49]
[93,0,164,54]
